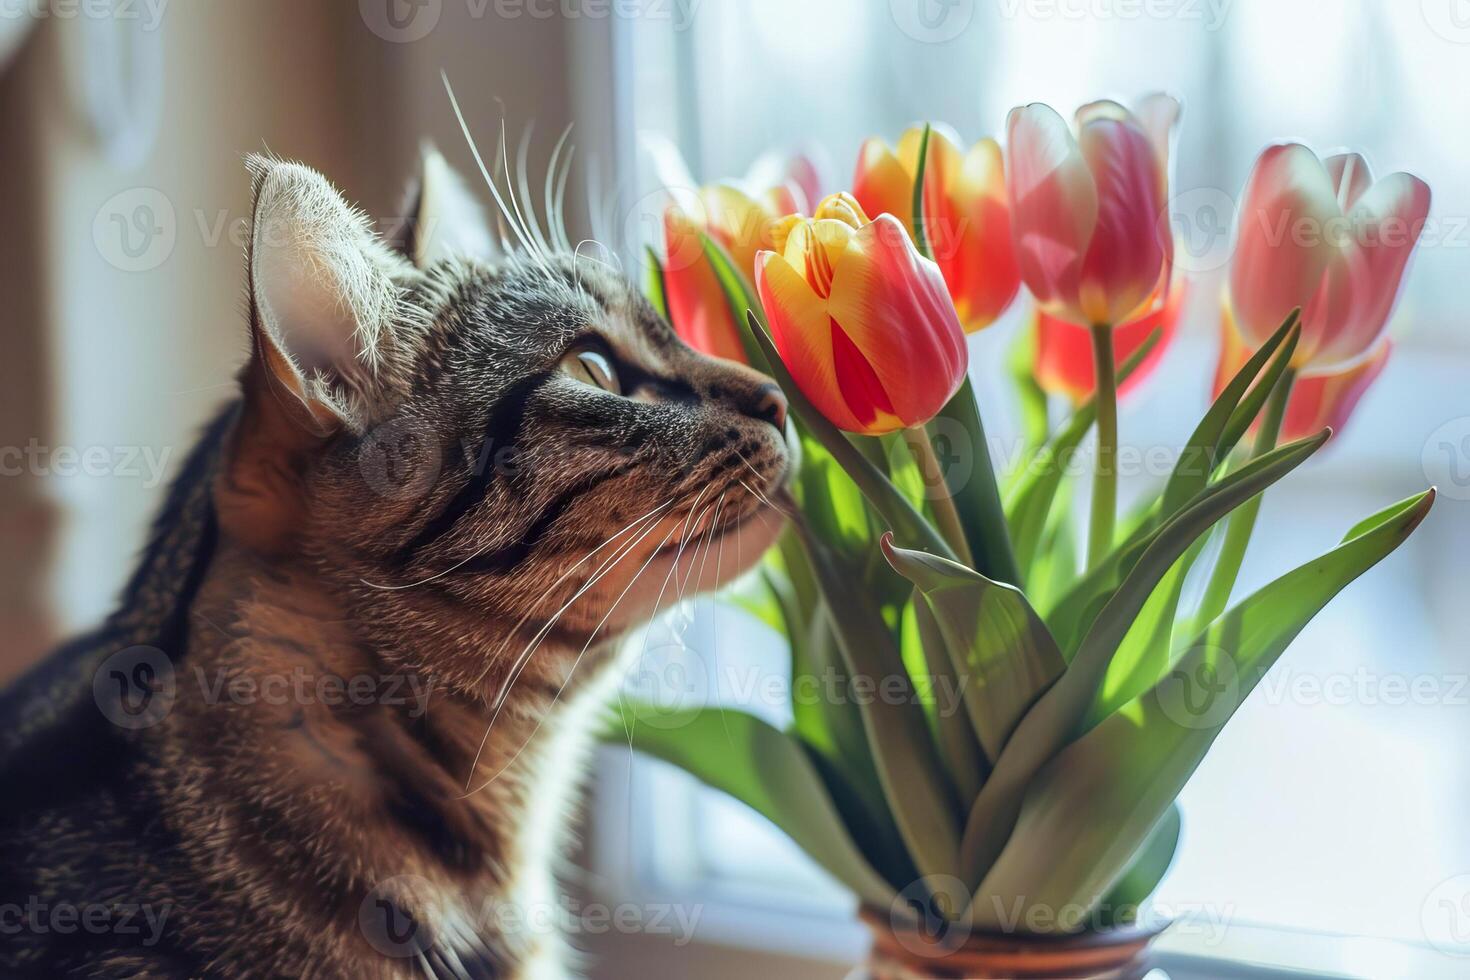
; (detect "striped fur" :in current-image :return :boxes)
[0,154,789,978]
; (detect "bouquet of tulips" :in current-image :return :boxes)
[616,96,1434,944]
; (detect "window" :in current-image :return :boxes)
[594,1,1470,973]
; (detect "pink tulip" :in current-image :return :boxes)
[1004,95,1179,329]
[1228,145,1430,373]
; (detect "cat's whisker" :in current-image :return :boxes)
[462,520,680,798]
[462,510,673,790]
[544,123,575,255]
[442,73,546,268]
[467,497,678,689]
[515,121,555,261]
[476,501,672,718]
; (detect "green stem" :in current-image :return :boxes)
[1087,324,1118,569]
[1194,367,1297,629]
[936,377,1022,586]
[905,426,974,568]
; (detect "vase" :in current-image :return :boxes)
[852,906,1165,980]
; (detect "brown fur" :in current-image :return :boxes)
[0,151,789,978]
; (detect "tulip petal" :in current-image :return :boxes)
[663,208,746,363]
[1311,172,1430,370]
[1325,152,1373,210]
[824,214,969,429]
[938,138,1021,332]
[1076,116,1170,327]
[756,250,864,432]
[700,183,782,281]
[1283,341,1391,442]
[1037,275,1183,403]
[852,137,916,228]
[1006,103,1099,327]
[1228,143,1341,356]
[1133,92,1182,193]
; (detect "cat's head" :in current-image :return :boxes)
[216,151,791,697]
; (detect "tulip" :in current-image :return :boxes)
[754,193,968,436]
[1228,145,1430,373]
[1033,274,1186,404]
[1215,304,1391,444]
[1004,95,1179,330]
[663,182,797,363]
[1005,94,1180,566]
[853,126,1021,333]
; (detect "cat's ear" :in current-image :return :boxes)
[224,156,414,555]
[244,154,411,435]
[391,144,496,268]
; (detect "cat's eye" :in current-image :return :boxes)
[559,347,621,395]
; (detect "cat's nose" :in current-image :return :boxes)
[750,385,788,434]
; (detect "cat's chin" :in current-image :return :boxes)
[614,501,788,620]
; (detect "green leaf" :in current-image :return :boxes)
[958,429,1330,887]
[1098,804,1181,926]
[971,489,1434,930]
[643,245,669,320]
[934,377,1022,586]
[1005,313,1050,474]
[700,232,771,371]
[883,537,1065,768]
[1085,536,1207,728]
[911,123,933,260]
[610,702,897,907]
[747,312,958,562]
[1006,330,1162,584]
[800,526,962,883]
[1160,311,1299,517]
[910,595,986,805]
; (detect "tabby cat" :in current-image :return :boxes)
[0,149,790,978]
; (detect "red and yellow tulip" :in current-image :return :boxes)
[1034,274,1186,404]
[1215,304,1391,443]
[663,182,803,364]
[852,126,1020,333]
[1228,145,1430,373]
[1004,94,1179,329]
[755,193,968,435]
